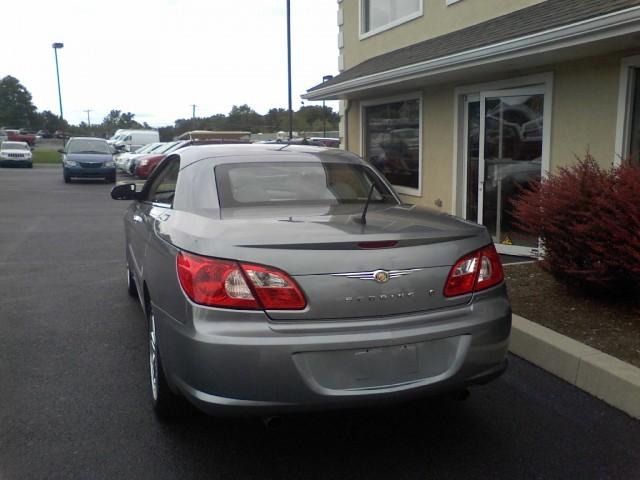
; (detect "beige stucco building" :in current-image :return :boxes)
[304,0,640,256]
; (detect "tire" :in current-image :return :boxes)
[127,267,138,298]
[27,164,33,169]
[107,176,116,184]
[148,305,186,419]
[63,175,71,183]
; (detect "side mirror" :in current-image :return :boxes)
[111,183,141,200]
[58,149,65,154]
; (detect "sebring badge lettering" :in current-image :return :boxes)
[344,291,415,303]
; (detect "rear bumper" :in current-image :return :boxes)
[154,285,511,416]
[64,166,115,179]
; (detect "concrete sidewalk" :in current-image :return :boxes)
[510,314,640,419]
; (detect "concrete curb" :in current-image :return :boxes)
[509,314,640,419]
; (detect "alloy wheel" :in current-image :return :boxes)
[149,313,159,401]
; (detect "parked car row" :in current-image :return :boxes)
[116,138,252,179]
[116,141,180,177]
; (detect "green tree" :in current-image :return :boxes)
[35,110,67,132]
[227,104,263,133]
[101,109,142,134]
[295,105,339,133]
[264,108,288,132]
[0,76,39,129]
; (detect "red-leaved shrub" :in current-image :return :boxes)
[512,153,640,294]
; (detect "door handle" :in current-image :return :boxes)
[133,214,143,223]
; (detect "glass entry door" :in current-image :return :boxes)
[464,86,546,256]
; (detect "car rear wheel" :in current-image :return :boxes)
[148,306,186,419]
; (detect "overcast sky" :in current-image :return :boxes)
[1,0,339,127]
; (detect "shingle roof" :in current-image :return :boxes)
[307,0,640,93]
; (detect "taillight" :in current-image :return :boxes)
[176,252,306,310]
[443,245,504,297]
[240,262,306,310]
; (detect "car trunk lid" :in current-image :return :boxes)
[159,204,490,320]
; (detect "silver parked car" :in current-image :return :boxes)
[111,144,511,418]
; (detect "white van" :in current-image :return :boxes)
[114,130,160,152]
[109,129,130,141]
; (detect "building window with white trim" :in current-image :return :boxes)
[363,97,421,194]
[362,0,422,36]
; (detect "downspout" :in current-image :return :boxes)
[342,99,352,152]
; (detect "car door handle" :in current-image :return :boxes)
[133,214,143,223]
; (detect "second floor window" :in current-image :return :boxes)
[362,0,422,35]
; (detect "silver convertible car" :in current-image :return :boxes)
[111,144,511,418]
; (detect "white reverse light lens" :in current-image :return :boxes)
[478,255,492,282]
[224,269,254,299]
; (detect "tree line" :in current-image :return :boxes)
[0,75,339,140]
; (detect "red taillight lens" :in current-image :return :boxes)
[240,262,306,310]
[176,252,306,310]
[177,253,259,309]
[443,245,504,297]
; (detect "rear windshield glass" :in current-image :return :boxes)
[66,139,111,154]
[215,162,396,208]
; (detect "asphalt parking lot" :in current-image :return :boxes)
[1,166,639,480]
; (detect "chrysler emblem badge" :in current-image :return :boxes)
[373,270,390,284]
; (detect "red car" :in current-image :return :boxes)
[134,153,166,179]
[5,130,37,146]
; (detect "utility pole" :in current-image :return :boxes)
[191,104,197,120]
[286,0,293,141]
[84,109,92,128]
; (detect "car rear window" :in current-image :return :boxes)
[215,162,396,208]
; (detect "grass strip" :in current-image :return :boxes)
[32,149,61,164]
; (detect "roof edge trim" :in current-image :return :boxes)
[303,4,640,100]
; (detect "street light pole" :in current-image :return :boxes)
[84,109,92,128]
[321,75,333,137]
[52,42,64,143]
[286,0,293,141]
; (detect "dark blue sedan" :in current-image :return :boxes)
[62,137,116,183]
